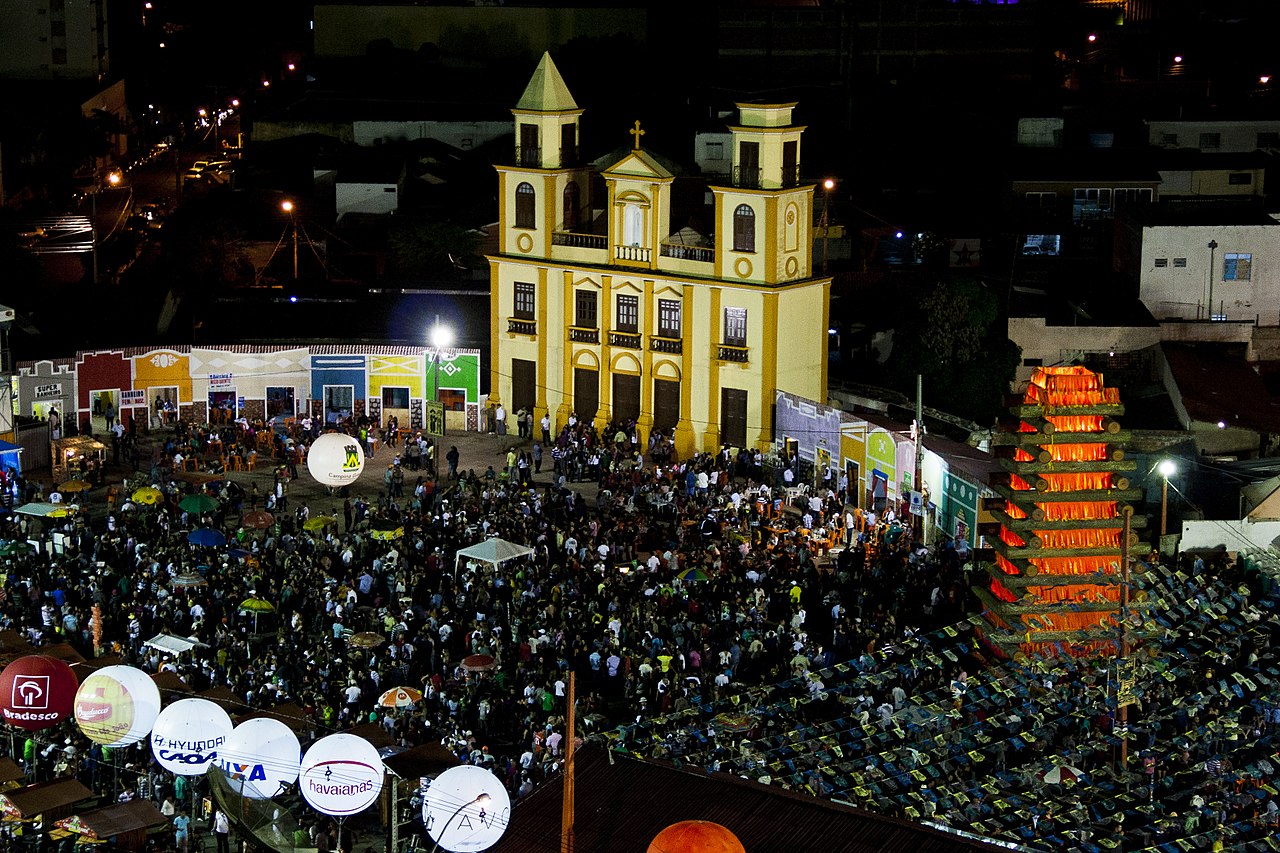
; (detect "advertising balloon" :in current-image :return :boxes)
[424,765,511,852]
[306,432,365,487]
[151,698,233,776]
[299,733,383,816]
[73,665,161,747]
[215,717,301,799]
[0,655,79,731]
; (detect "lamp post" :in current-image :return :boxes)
[429,319,454,475]
[820,178,835,274]
[1207,239,1218,320]
[1158,459,1176,539]
[429,792,491,853]
[281,200,298,280]
[91,171,121,285]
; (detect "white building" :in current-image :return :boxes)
[1116,210,1280,323]
[0,0,108,81]
[1147,119,1280,154]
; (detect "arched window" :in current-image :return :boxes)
[515,182,536,229]
[563,181,580,231]
[733,204,755,252]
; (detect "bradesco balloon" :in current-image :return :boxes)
[424,765,511,852]
[299,733,383,816]
[151,698,233,776]
[215,717,301,799]
[73,665,162,746]
[0,655,79,731]
[306,432,365,487]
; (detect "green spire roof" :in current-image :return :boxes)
[515,52,578,112]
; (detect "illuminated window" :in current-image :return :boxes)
[1223,253,1252,281]
[724,307,747,346]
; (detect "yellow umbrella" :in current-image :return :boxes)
[57,480,93,493]
[239,597,276,613]
[302,516,338,532]
[47,506,76,518]
[370,527,403,541]
[132,487,164,505]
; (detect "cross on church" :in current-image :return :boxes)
[629,120,645,150]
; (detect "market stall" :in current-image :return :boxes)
[49,436,107,484]
[52,799,167,851]
[0,777,94,822]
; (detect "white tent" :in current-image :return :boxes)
[454,537,534,577]
[144,634,209,655]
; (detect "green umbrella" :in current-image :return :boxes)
[180,494,219,514]
[677,567,709,583]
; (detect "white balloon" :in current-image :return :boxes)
[215,717,301,799]
[73,665,162,747]
[299,733,383,816]
[424,765,511,852]
[306,432,365,487]
[151,698,234,776]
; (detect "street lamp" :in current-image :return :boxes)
[428,319,455,474]
[1206,240,1219,320]
[90,171,122,285]
[820,178,835,274]
[281,200,297,280]
[429,792,491,853]
[1158,459,1176,538]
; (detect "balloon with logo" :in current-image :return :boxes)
[299,733,383,816]
[306,432,365,487]
[73,665,162,747]
[0,655,79,731]
[151,698,234,776]
[215,717,301,799]
[424,765,511,852]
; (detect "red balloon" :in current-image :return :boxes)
[0,655,79,731]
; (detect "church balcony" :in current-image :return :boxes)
[717,344,750,363]
[608,331,642,349]
[561,145,579,166]
[552,231,607,249]
[781,165,802,188]
[568,327,599,344]
[650,336,682,354]
[507,318,537,336]
[615,245,652,263]
[733,166,763,189]
[550,231,608,265]
[515,145,541,168]
[660,242,714,263]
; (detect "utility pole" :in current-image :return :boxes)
[561,672,575,853]
[914,373,924,543]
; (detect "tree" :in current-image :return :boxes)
[388,220,480,279]
[884,278,1020,425]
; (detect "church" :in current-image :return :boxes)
[486,53,830,457]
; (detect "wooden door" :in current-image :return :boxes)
[612,373,640,426]
[720,387,748,448]
[511,358,536,415]
[653,379,679,434]
[573,368,598,421]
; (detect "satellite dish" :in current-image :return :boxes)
[423,765,511,852]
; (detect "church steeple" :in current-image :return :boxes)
[511,52,584,169]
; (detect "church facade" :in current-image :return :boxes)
[486,53,830,456]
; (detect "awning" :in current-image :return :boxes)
[55,799,167,840]
[0,757,25,786]
[453,537,534,577]
[1,777,94,819]
[144,633,209,655]
[14,502,60,517]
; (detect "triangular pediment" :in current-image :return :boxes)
[514,52,579,113]
[602,150,673,180]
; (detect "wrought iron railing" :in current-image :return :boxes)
[515,145,541,167]
[718,344,750,363]
[782,165,802,188]
[609,331,641,349]
[560,145,578,166]
[553,231,607,249]
[651,336,682,354]
[507,318,537,336]
[659,243,714,263]
[733,166,762,189]
[568,327,599,344]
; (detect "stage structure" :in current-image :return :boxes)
[978,366,1142,657]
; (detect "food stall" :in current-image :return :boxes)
[1,777,94,824]
[50,436,107,484]
[52,799,168,851]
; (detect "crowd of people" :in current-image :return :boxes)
[1,413,1278,852]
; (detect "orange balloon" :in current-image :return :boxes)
[647,821,746,853]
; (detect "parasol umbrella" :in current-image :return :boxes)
[1040,765,1087,785]
[461,654,497,673]
[57,479,93,493]
[376,686,423,709]
[677,567,709,582]
[241,510,275,530]
[226,547,252,559]
[711,712,756,733]
[302,515,338,532]
[180,493,219,514]
[188,528,226,547]
[239,597,276,635]
[169,572,207,589]
[132,487,164,505]
[48,506,76,518]
[348,632,386,650]
[370,527,403,541]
